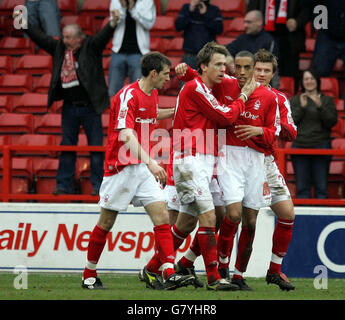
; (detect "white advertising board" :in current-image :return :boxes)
[0,203,275,277]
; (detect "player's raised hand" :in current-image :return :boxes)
[241,76,259,99]
[175,63,188,77]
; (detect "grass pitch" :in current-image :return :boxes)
[0,273,344,300]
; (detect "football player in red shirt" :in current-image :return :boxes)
[82,52,194,290]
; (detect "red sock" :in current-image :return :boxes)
[269,219,294,274]
[83,224,108,279]
[217,218,239,269]
[152,224,176,279]
[171,224,188,251]
[234,227,256,275]
[198,226,220,284]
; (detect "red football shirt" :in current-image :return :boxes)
[104,81,159,176]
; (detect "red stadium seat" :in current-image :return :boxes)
[102,113,109,135]
[165,0,189,17]
[12,92,49,114]
[154,0,162,15]
[279,77,295,99]
[0,55,13,74]
[0,95,13,112]
[150,37,165,53]
[299,58,312,72]
[328,161,345,198]
[334,99,345,118]
[159,75,180,96]
[33,73,51,93]
[168,56,182,71]
[331,137,345,160]
[0,112,33,134]
[0,74,32,94]
[321,77,339,98]
[300,38,315,60]
[34,113,62,135]
[12,134,57,157]
[34,158,59,195]
[14,55,52,75]
[163,37,184,57]
[61,15,93,35]
[80,0,110,19]
[223,17,245,37]
[102,56,111,75]
[212,0,246,17]
[0,37,35,56]
[0,0,25,16]
[151,16,180,38]
[216,36,234,46]
[57,0,78,16]
[331,118,345,139]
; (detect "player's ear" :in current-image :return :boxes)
[150,69,158,79]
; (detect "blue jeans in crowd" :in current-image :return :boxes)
[312,29,345,99]
[25,0,61,37]
[291,142,332,199]
[56,103,104,193]
[108,53,142,97]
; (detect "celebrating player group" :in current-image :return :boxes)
[81,42,297,292]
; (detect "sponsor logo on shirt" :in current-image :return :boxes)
[135,117,157,124]
[240,110,259,120]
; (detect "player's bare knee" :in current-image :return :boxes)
[199,210,216,227]
[99,207,118,231]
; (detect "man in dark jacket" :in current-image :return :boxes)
[13,9,120,195]
[175,0,223,69]
[247,0,311,91]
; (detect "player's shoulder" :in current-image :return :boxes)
[270,87,289,101]
[258,84,278,100]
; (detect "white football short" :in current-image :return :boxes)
[98,163,165,212]
[264,155,291,205]
[173,152,215,216]
[164,177,224,212]
[217,145,271,210]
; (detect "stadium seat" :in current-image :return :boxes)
[33,158,59,195]
[335,99,345,118]
[33,73,51,93]
[0,37,35,56]
[331,118,345,138]
[0,157,33,195]
[150,37,165,54]
[61,15,93,35]
[102,56,111,75]
[14,55,52,75]
[211,0,246,17]
[298,58,312,71]
[159,75,180,96]
[223,17,245,37]
[12,134,57,157]
[0,55,13,74]
[0,74,32,94]
[150,16,180,38]
[0,95,13,112]
[163,37,184,57]
[331,137,345,161]
[34,113,62,135]
[216,36,234,46]
[321,77,339,98]
[12,92,49,114]
[300,38,315,60]
[102,113,109,135]
[80,0,110,20]
[57,0,78,16]
[0,112,33,134]
[278,77,295,99]
[328,161,345,198]
[168,56,182,71]
[165,0,189,17]
[0,0,25,16]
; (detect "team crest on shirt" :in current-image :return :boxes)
[263,182,271,196]
[254,100,261,110]
[118,107,128,119]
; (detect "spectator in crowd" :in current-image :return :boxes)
[25,0,61,37]
[247,0,311,91]
[108,0,156,97]
[175,0,223,70]
[13,9,121,196]
[306,0,345,100]
[290,68,338,199]
[226,10,279,87]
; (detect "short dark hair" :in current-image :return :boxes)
[301,68,321,93]
[141,51,171,77]
[235,50,255,63]
[254,48,278,73]
[196,41,230,74]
